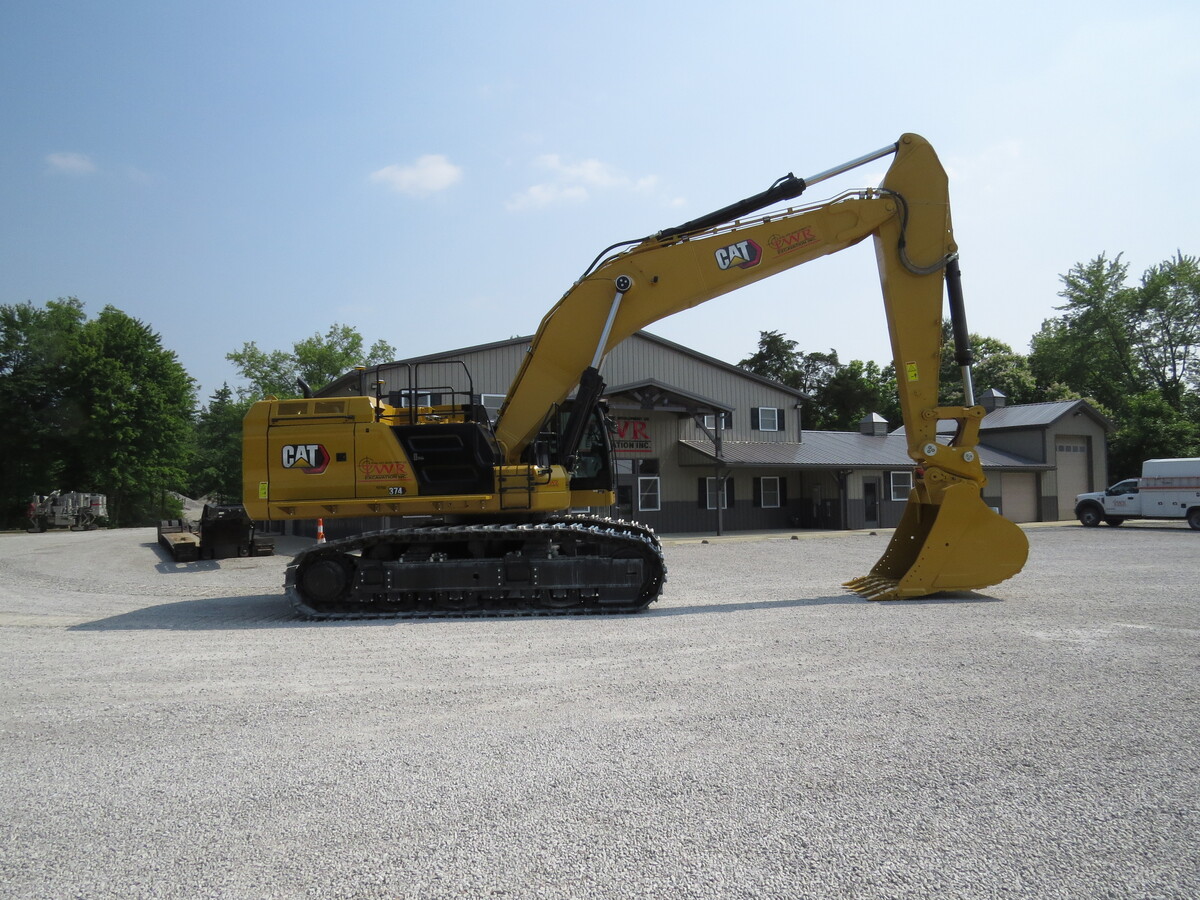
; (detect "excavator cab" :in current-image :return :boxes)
[521,400,615,492]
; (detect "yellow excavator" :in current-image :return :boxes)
[243,133,1028,618]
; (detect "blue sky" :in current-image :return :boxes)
[3,1,1197,400]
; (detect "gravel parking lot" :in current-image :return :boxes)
[1,522,1196,899]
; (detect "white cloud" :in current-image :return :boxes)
[507,182,589,210]
[370,154,462,196]
[46,152,96,175]
[507,154,658,211]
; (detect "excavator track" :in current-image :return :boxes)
[284,515,666,620]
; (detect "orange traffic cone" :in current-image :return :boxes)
[316,518,326,543]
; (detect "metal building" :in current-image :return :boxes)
[318,331,1109,534]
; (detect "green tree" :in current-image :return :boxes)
[0,298,88,524]
[190,384,252,505]
[1131,252,1200,409]
[68,306,196,525]
[1107,392,1200,480]
[816,359,900,430]
[1029,254,1147,414]
[738,330,899,430]
[737,330,800,385]
[0,299,194,527]
[1029,251,1200,469]
[938,321,1036,407]
[228,323,397,399]
[738,331,842,427]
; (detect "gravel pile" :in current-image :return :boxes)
[0,523,1196,899]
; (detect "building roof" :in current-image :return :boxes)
[605,378,732,414]
[679,434,1048,471]
[631,332,807,399]
[893,399,1114,435]
[317,330,806,400]
[975,399,1114,431]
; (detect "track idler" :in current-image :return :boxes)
[845,477,1028,600]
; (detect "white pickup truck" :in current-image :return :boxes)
[1074,458,1200,529]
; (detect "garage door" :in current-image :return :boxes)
[1001,472,1038,523]
[1055,434,1091,513]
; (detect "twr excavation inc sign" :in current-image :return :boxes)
[613,417,652,453]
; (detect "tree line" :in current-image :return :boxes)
[1,252,1196,528]
[738,253,1200,479]
[0,302,393,528]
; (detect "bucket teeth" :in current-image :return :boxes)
[844,576,903,601]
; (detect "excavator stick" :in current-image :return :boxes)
[844,481,1029,600]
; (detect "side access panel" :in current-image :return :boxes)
[266,423,357,502]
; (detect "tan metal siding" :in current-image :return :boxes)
[607,336,801,441]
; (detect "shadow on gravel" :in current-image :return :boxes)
[651,590,1001,616]
[142,542,225,574]
[70,594,302,631]
[877,591,1003,606]
[649,595,859,616]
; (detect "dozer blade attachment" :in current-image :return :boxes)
[844,482,1028,600]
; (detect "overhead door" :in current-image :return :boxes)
[1055,434,1091,514]
[1001,472,1038,523]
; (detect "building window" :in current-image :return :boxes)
[753,476,787,508]
[702,412,730,431]
[638,477,661,511]
[395,389,439,407]
[481,393,505,423]
[890,470,913,501]
[703,476,732,509]
[759,476,781,508]
[752,407,783,431]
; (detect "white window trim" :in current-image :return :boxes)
[761,475,781,508]
[398,388,435,407]
[702,413,728,431]
[890,470,913,502]
[757,407,779,432]
[638,476,661,512]
[480,393,505,422]
[706,476,728,510]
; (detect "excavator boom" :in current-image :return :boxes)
[493,135,1027,599]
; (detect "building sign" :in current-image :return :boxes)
[613,417,652,453]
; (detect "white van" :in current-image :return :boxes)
[1074,458,1200,529]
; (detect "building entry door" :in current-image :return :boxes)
[864,479,880,527]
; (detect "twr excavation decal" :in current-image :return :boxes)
[281,444,329,474]
[358,458,410,481]
[768,226,819,255]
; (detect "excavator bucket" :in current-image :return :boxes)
[844,482,1028,600]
